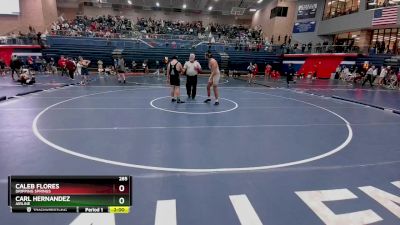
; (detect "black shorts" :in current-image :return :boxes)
[170,75,180,86]
[81,67,89,75]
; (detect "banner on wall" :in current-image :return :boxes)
[293,21,316,33]
[297,3,317,20]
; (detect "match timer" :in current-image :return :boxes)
[8,176,132,213]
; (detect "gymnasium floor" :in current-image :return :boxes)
[0,74,399,225]
[0,74,77,98]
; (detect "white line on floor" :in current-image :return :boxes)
[155,200,177,225]
[230,195,263,225]
[0,105,366,111]
[0,108,45,111]
[1,121,398,132]
[30,122,400,132]
[112,160,400,179]
[70,213,115,225]
[26,96,158,99]
[32,87,353,172]
[49,107,155,110]
[36,124,347,131]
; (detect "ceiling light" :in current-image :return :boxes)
[156,2,160,7]
[208,6,213,11]
[183,4,187,9]
[257,0,263,3]
[249,9,257,12]
[127,0,132,4]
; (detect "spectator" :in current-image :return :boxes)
[287,63,296,86]
[0,58,6,76]
[372,66,379,84]
[142,60,149,74]
[247,62,254,84]
[97,60,104,75]
[10,55,22,80]
[335,65,341,79]
[307,42,313,53]
[362,65,375,87]
[378,66,388,85]
[58,55,67,76]
[117,57,126,84]
[17,69,35,85]
[131,60,137,72]
[264,63,272,80]
[49,58,57,75]
[65,57,77,79]
[79,56,91,85]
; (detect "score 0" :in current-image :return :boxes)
[116,176,130,206]
[117,176,129,193]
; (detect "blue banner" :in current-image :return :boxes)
[293,21,316,33]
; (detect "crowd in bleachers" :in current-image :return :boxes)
[2,14,398,56]
[136,18,202,36]
[50,15,133,38]
[0,26,45,46]
[48,15,264,43]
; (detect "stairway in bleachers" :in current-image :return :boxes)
[219,52,229,72]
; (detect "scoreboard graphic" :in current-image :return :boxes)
[8,176,132,213]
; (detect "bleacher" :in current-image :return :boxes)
[43,36,281,72]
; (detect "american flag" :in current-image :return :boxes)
[372,6,399,26]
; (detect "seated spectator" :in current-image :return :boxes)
[388,71,398,89]
[18,69,36,85]
[104,66,112,75]
[131,61,137,72]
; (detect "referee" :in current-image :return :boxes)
[183,54,202,100]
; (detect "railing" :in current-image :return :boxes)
[50,30,139,39]
[322,6,359,20]
[3,32,398,56]
[0,36,40,45]
[283,44,399,55]
[366,1,400,10]
[281,44,370,54]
